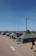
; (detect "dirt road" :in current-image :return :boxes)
[0,34,36,56]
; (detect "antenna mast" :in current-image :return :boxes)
[26,16,27,31]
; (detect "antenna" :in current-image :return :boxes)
[26,16,27,31]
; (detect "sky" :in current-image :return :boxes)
[0,0,36,31]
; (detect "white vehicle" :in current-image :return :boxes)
[1,32,5,35]
[9,33,17,39]
[6,33,10,36]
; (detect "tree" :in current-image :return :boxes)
[26,30,32,34]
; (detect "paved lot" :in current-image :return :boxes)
[0,34,36,56]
